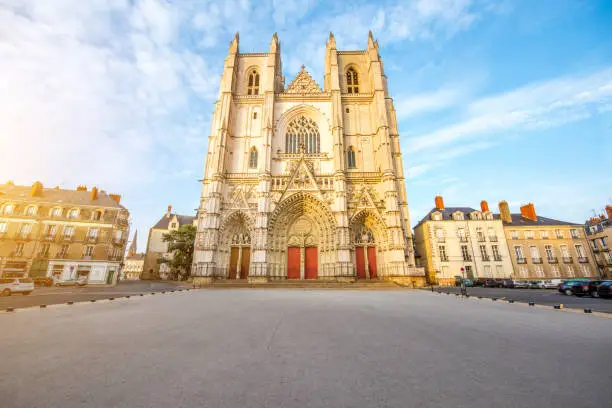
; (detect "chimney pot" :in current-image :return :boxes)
[90,186,99,201]
[434,196,444,210]
[30,181,43,197]
[109,194,121,204]
[520,203,537,221]
[480,200,489,212]
[498,201,512,223]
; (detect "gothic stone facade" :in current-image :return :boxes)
[192,32,425,285]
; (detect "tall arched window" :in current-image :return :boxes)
[249,147,258,168]
[346,68,359,93]
[247,70,260,95]
[347,146,356,168]
[285,116,320,153]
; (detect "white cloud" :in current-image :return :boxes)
[394,87,466,119]
[0,0,218,190]
[406,67,612,153]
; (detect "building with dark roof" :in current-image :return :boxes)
[142,206,196,280]
[0,181,129,284]
[499,201,597,279]
[584,205,612,278]
[414,196,513,285]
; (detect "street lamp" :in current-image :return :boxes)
[460,266,468,296]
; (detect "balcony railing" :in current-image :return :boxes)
[56,252,68,259]
[562,257,573,263]
[477,236,486,242]
[82,255,92,260]
[592,247,600,253]
[43,234,57,241]
[459,237,468,243]
[577,257,589,263]
[493,256,502,262]
[86,236,99,244]
[62,235,73,241]
[113,237,127,246]
[462,256,472,262]
[517,257,527,264]
[440,257,449,262]
[17,233,31,240]
[436,237,446,243]
[547,257,558,264]
[532,257,543,264]
[606,259,612,266]
[489,236,498,242]
[482,256,490,262]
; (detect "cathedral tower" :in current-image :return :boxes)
[192,32,425,285]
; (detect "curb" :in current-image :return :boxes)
[0,287,194,314]
[430,290,612,319]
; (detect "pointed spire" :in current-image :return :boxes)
[128,230,138,257]
[228,32,239,54]
[327,32,336,48]
[367,30,375,48]
[270,32,279,52]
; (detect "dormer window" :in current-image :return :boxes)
[68,209,79,219]
[3,204,14,215]
[454,212,464,221]
[50,207,62,218]
[92,210,103,221]
[346,68,359,93]
[247,70,260,95]
[25,206,37,216]
[431,212,442,221]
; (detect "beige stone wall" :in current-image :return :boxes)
[503,225,596,279]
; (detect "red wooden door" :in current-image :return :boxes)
[305,247,318,279]
[240,247,250,280]
[355,247,366,279]
[229,247,239,280]
[367,247,378,279]
[287,247,300,279]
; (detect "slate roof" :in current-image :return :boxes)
[0,183,125,209]
[415,206,579,228]
[152,213,196,230]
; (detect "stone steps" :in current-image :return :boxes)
[205,280,403,289]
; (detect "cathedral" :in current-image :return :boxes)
[192,32,425,285]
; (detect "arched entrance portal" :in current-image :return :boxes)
[350,210,387,280]
[268,193,336,280]
[219,211,252,279]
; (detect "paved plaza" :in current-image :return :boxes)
[1,289,611,408]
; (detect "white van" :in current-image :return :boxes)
[0,278,35,296]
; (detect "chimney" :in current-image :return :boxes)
[520,203,537,221]
[166,205,172,218]
[76,185,87,191]
[30,181,43,197]
[498,201,512,223]
[109,194,121,204]
[90,186,99,201]
[480,200,489,212]
[606,205,612,220]
[434,196,444,210]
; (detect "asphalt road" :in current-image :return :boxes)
[1,290,611,408]
[433,286,612,313]
[0,280,190,310]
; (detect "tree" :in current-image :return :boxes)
[157,224,196,280]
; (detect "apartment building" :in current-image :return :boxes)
[584,205,611,278]
[500,201,596,280]
[414,196,514,286]
[0,181,129,285]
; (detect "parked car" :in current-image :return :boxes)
[54,276,88,287]
[0,278,35,296]
[454,276,474,287]
[572,280,608,298]
[32,277,54,287]
[473,278,486,287]
[558,279,590,296]
[543,279,563,289]
[512,280,529,289]
[596,281,612,298]
[483,278,502,288]
[501,279,515,288]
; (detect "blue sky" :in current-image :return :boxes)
[1,0,611,251]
